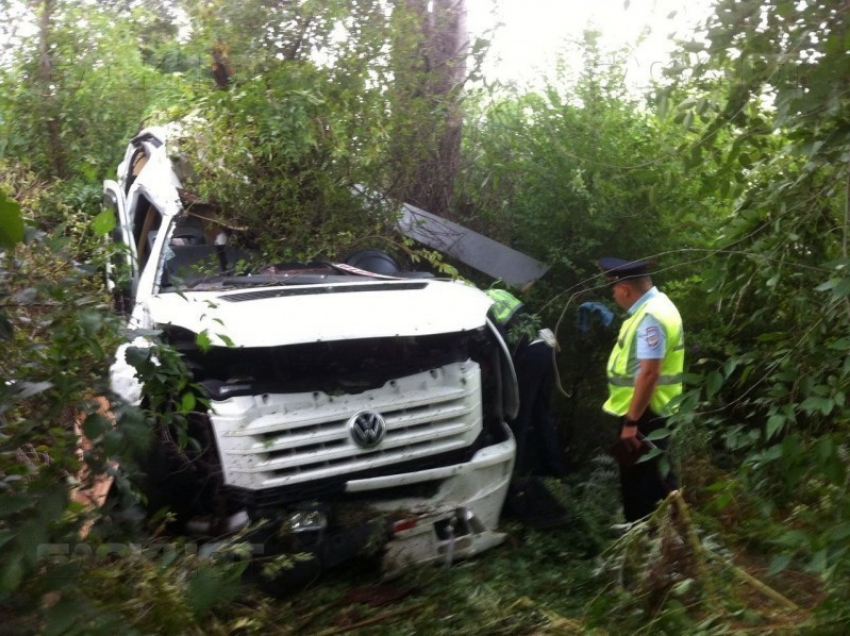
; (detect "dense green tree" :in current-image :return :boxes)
[0,1,189,185]
[455,34,717,457]
[662,0,850,601]
[163,0,485,261]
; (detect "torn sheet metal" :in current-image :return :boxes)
[397,203,549,288]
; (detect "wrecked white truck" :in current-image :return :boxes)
[104,127,520,586]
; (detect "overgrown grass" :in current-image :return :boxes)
[260,517,598,635]
[228,481,826,635]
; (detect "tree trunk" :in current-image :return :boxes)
[36,0,66,179]
[391,0,468,218]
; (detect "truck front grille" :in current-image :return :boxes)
[209,361,482,490]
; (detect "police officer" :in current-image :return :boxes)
[598,257,684,522]
[486,289,568,478]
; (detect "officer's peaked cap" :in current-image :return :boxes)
[597,257,653,283]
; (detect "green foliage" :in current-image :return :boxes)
[0,190,24,248]
[158,0,469,263]
[459,34,718,461]
[3,0,850,629]
[461,33,710,273]
[506,312,542,348]
[657,0,850,607]
[177,61,397,261]
[0,175,252,631]
[0,1,190,184]
[0,233,122,604]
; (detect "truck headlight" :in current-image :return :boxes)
[288,509,328,533]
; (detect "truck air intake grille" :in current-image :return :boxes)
[221,281,428,303]
[208,361,482,490]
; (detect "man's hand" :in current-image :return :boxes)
[621,358,661,447]
[620,418,641,447]
[624,358,661,428]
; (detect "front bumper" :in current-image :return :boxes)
[346,423,516,575]
[232,425,516,594]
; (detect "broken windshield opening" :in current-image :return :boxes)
[158,211,428,290]
[157,212,356,289]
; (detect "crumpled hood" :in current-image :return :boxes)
[145,279,493,347]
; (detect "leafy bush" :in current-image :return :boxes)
[0,174,255,632]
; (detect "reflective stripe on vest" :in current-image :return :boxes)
[485,289,524,326]
[603,292,684,417]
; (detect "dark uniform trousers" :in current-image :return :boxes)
[511,341,568,478]
[619,408,678,522]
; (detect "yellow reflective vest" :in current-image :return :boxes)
[603,291,684,417]
[485,289,523,326]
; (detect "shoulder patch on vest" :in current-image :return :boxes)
[645,325,660,349]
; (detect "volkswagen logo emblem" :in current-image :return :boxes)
[348,411,387,449]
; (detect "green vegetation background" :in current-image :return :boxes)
[1,0,849,632]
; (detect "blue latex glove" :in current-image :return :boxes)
[577,301,615,332]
